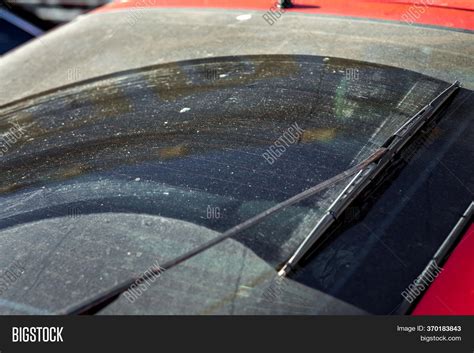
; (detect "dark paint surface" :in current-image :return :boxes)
[0,18,34,55]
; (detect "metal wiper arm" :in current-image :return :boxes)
[278,80,460,276]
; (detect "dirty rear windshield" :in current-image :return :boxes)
[0,55,448,313]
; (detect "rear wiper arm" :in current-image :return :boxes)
[278,80,460,276]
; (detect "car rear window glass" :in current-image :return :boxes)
[0,55,448,313]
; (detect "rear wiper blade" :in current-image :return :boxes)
[278,80,460,276]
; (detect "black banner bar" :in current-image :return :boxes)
[0,316,472,353]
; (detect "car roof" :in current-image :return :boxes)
[97,0,474,31]
[0,8,472,106]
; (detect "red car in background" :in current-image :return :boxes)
[0,0,472,315]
